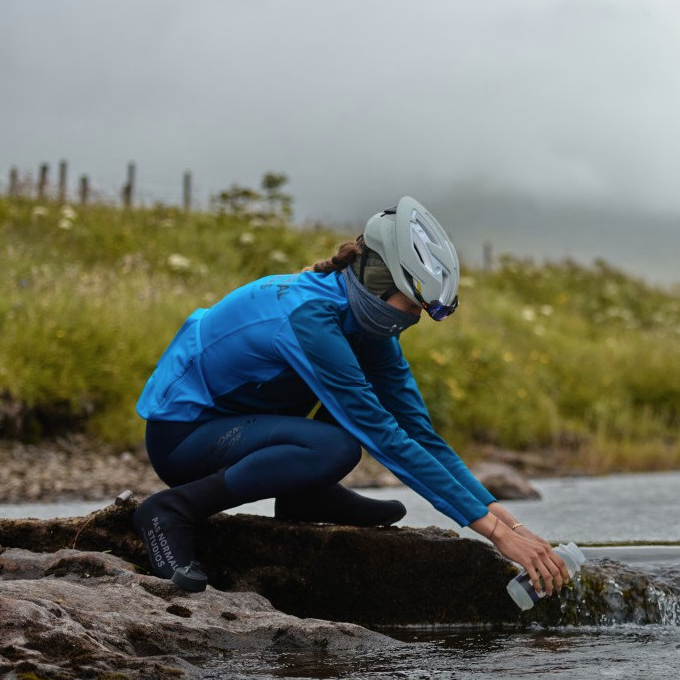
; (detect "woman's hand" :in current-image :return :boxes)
[470,512,569,596]
[485,502,549,545]
[493,524,569,595]
[513,524,551,547]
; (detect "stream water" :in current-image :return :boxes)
[2,470,679,679]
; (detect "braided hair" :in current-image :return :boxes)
[305,236,365,273]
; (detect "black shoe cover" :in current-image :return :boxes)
[172,561,208,592]
[133,490,198,581]
[275,483,406,527]
[133,468,231,587]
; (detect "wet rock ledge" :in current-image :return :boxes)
[0,496,520,679]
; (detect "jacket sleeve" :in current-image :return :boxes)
[359,338,496,508]
[274,299,491,526]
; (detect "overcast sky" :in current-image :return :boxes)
[2,0,679,282]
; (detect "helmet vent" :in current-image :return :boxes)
[413,242,426,265]
[410,219,436,274]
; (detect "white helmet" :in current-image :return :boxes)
[363,196,460,320]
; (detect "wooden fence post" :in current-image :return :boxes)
[483,241,493,272]
[9,167,19,197]
[122,162,135,208]
[183,171,192,212]
[79,175,89,205]
[37,163,49,201]
[58,160,68,204]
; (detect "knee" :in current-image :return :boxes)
[330,428,361,477]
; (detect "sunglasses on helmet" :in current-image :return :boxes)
[408,279,458,321]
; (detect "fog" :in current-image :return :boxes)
[2,0,679,283]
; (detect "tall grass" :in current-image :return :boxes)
[402,257,680,471]
[1,198,678,472]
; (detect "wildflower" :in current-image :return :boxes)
[167,254,191,272]
[540,305,554,316]
[606,307,633,321]
[239,232,255,245]
[58,218,72,230]
[269,250,288,263]
[446,377,465,401]
[31,206,48,219]
[60,205,77,220]
[521,307,536,322]
[429,349,448,366]
[604,281,619,297]
[459,276,476,288]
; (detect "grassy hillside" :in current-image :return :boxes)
[1,197,679,473]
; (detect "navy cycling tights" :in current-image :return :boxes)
[145,415,361,506]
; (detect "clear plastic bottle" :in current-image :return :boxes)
[506,541,586,611]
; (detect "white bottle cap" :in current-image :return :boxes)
[566,542,586,566]
[506,577,543,611]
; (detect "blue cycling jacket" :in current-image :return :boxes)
[136,270,495,526]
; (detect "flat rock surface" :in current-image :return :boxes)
[0,548,395,680]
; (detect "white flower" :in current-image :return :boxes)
[269,249,288,263]
[167,254,191,272]
[540,305,554,316]
[58,218,72,230]
[521,307,536,322]
[60,205,77,220]
[32,206,49,219]
[239,232,255,245]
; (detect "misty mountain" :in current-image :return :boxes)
[431,188,680,287]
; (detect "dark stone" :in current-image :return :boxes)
[528,558,680,627]
[0,495,521,627]
[471,462,541,500]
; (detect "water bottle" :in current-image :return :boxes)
[506,541,586,611]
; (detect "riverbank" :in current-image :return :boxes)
[0,435,407,504]
[0,433,575,504]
